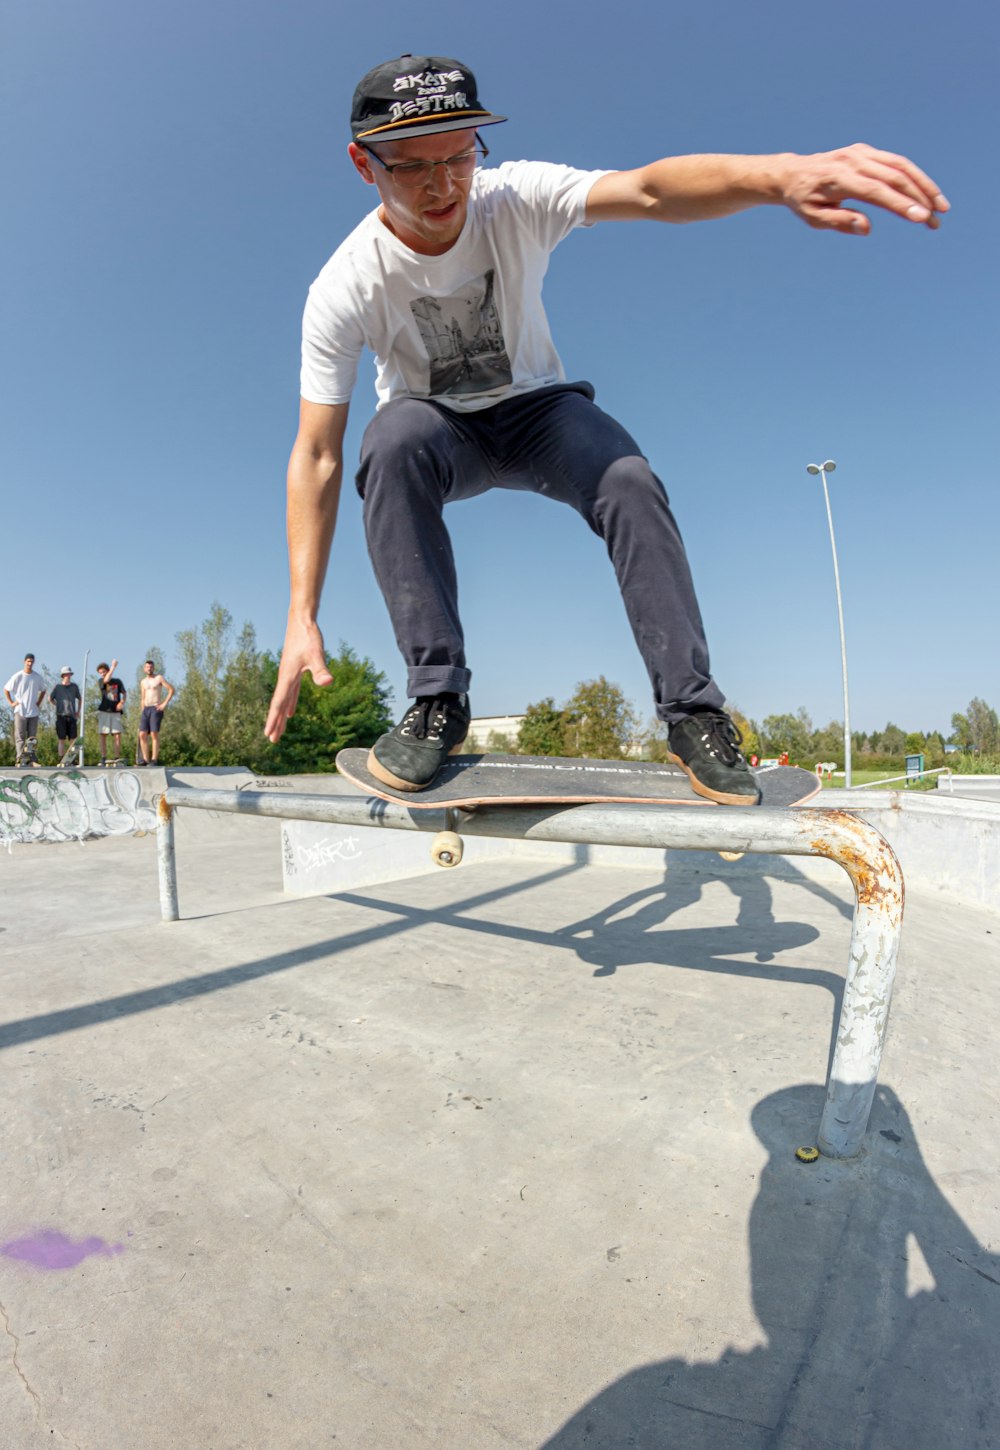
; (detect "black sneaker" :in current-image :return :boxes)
[668,710,761,806]
[368,693,471,791]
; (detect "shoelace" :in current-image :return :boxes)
[695,712,745,764]
[400,697,454,741]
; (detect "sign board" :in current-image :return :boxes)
[905,753,925,781]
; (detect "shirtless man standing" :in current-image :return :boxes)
[138,659,175,765]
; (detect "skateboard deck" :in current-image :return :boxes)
[16,735,39,766]
[335,750,821,810]
[57,736,84,767]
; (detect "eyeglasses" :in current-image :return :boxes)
[361,138,489,190]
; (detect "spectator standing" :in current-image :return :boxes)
[50,666,82,762]
[95,659,127,766]
[4,653,47,766]
[137,659,175,765]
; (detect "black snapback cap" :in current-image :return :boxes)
[351,55,507,143]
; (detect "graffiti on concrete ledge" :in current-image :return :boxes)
[297,834,363,873]
[0,770,157,846]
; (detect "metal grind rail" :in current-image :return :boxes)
[157,787,904,1160]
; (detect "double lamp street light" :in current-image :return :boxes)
[805,460,852,789]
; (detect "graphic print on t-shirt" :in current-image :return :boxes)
[410,269,513,397]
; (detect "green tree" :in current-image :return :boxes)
[267,643,393,774]
[760,707,813,761]
[880,722,906,756]
[966,697,1000,754]
[517,697,568,757]
[167,604,273,768]
[812,721,845,765]
[924,731,946,765]
[949,712,971,750]
[562,677,639,759]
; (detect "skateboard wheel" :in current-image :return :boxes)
[718,850,745,862]
[795,1146,820,1163]
[431,831,463,868]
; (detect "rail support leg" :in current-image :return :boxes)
[157,796,179,922]
[815,811,905,1158]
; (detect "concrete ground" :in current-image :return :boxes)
[1,807,998,1449]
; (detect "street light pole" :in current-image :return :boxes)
[806,460,852,788]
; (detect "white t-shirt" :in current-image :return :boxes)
[5,670,46,717]
[300,160,608,413]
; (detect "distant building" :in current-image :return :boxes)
[465,714,526,750]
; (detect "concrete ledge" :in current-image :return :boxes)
[0,766,258,845]
[0,765,160,844]
[813,788,1000,911]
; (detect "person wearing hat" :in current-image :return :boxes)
[50,666,83,762]
[4,654,47,766]
[264,54,947,800]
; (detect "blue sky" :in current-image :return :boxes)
[4,0,996,736]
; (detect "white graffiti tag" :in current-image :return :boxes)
[298,835,363,873]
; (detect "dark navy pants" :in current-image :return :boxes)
[355,382,726,724]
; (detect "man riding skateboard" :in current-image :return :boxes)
[264,53,947,804]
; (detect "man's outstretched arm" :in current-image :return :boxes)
[585,144,948,235]
[265,399,350,744]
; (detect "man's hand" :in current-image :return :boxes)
[264,619,334,743]
[585,144,948,233]
[778,143,948,235]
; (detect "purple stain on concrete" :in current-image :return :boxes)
[1,1231,125,1270]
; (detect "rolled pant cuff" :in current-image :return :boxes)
[657,682,728,726]
[406,665,472,699]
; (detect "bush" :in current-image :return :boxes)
[947,753,1000,775]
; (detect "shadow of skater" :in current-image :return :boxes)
[556,850,844,975]
[539,1084,999,1449]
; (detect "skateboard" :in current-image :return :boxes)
[335,750,822,867]
[57,735,84,767]
[16,737,40,767]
